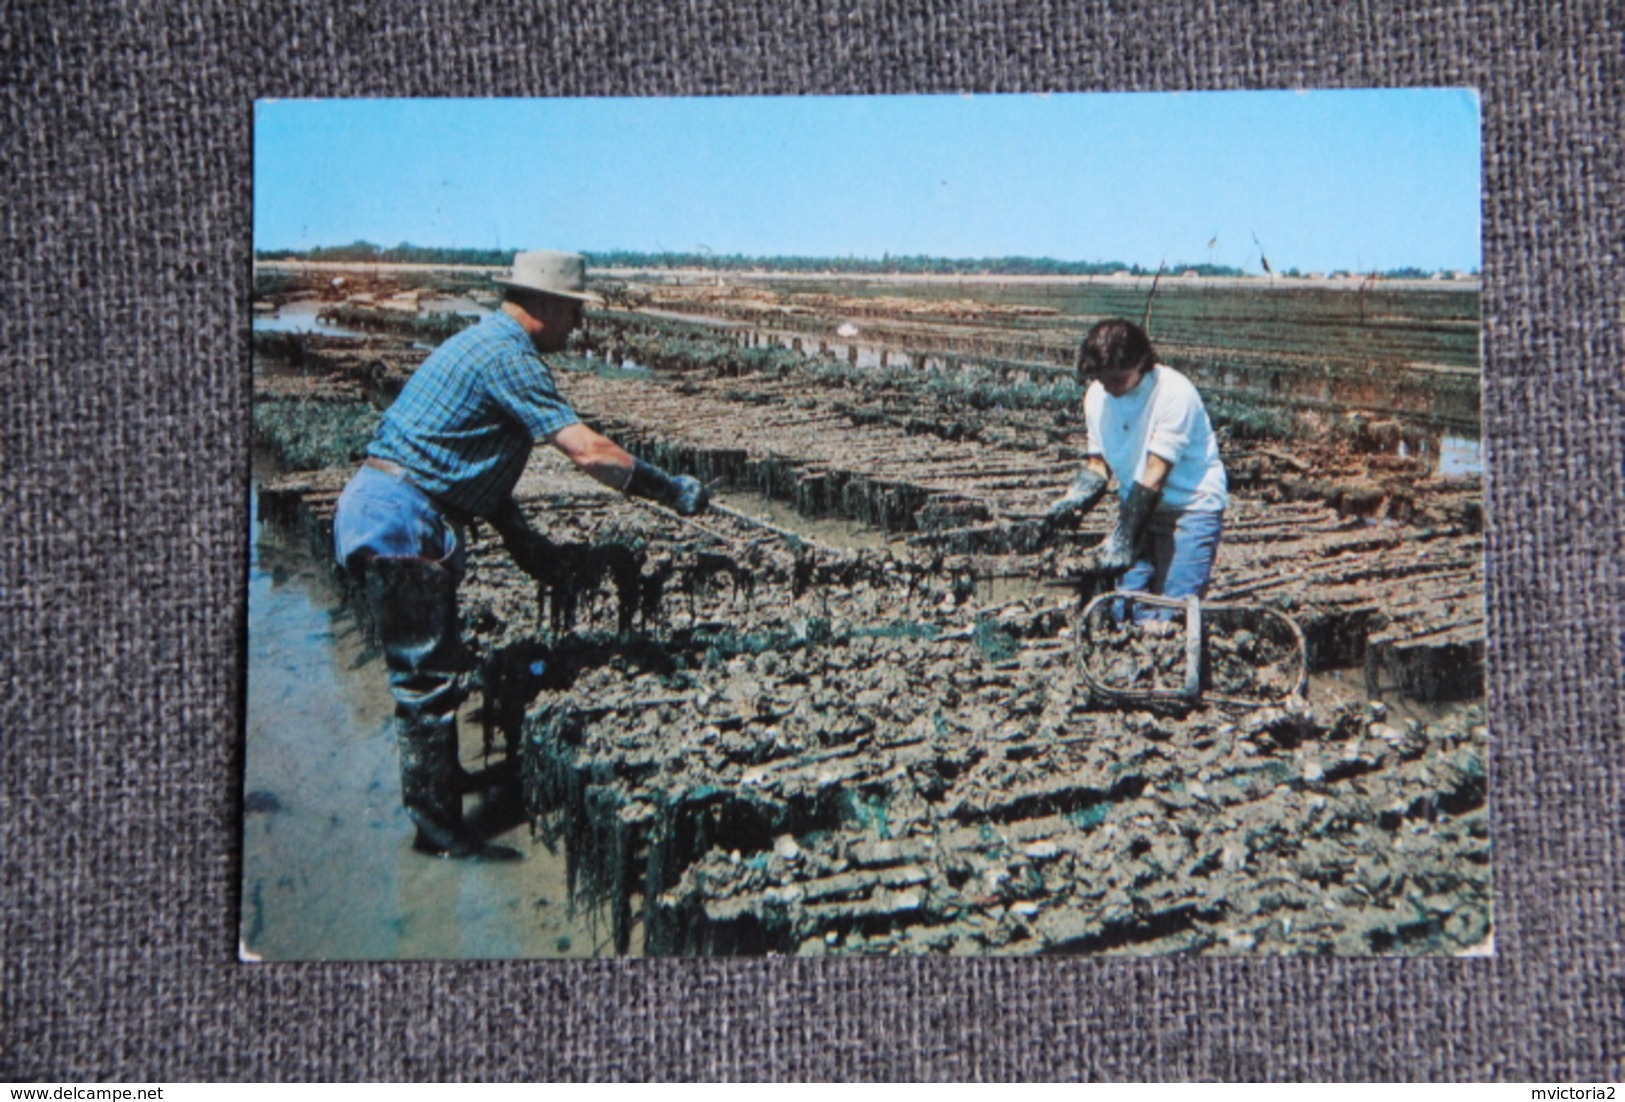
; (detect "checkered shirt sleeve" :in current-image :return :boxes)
[368,312,581,517]
[483,338,580,440]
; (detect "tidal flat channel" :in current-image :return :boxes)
[240,484,616,961]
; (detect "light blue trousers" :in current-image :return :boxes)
[1117,507,1224,599]
[333,463,463,577]
[333,464,470,724]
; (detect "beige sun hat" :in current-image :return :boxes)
[493,250,602,303]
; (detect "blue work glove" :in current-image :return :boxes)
[625,457,711,516]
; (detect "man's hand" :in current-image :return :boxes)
[1044,467,1109,529]
[625,457,711,516]
[668,474,711,516]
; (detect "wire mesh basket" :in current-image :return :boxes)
[1074,591,1308,708]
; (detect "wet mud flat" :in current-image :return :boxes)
[557,362,1484,706]
[259,449,1490,958]
[243,473,620,960]
[616,275,1483,433]
[250,266,1489,957]
[520,561,1487,957]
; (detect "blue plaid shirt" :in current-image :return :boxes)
[370,310,581,517]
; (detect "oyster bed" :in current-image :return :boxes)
[251,266,1489,956]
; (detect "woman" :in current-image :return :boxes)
[1046,318,1228,599]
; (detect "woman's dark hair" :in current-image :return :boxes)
[1077,318,1155,378]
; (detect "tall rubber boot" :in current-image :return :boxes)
[365,557,472,722]
[399,714,520,861]
[366,557,519,861]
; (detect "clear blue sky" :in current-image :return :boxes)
[255,90,1481,273]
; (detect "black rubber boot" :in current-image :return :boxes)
[364,558,474,721]
[365,558,519,861]
[1094,481,1163,573]
[399,715,521,861]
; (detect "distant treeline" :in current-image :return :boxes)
[254,241,1245,277]
[583,250,1245,278]
[257,242,514,266]
[256,242,1471,280]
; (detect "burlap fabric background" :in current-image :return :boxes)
[4,0,1620,1082]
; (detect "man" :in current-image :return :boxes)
[1046,318,1227,602]
[333,250,709,861]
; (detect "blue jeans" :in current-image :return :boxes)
[334,464,464,577]
[1117,507,1224,599]
[334,464,470,723]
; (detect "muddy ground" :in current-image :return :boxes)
[247,267,1489,957]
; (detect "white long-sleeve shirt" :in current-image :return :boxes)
[1083,364,1228,512]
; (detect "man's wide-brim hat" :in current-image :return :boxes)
[493,250,602,303]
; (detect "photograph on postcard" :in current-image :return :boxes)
[243,91,1487,960]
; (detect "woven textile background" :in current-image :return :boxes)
[3,0,1620,1081]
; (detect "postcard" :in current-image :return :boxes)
[245,90,1486,959]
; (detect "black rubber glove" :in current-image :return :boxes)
[625,457,710,516]
[485,498,556,582]
[1044,466,1109,528]
[1094,481,1162,572]
[504,528,556,583]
